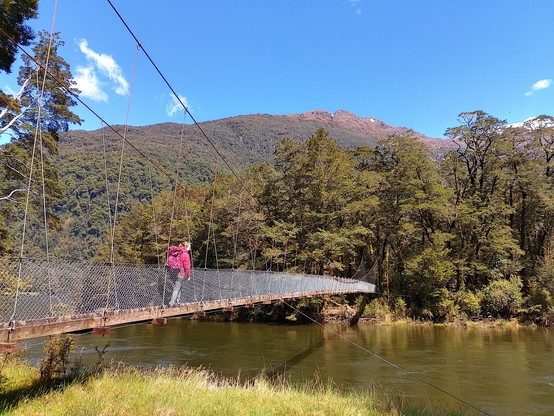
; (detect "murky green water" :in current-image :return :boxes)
[21,319,554,415]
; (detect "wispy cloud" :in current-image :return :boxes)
[166,93,189,117]
[524,79,552,97]
[74,39,129,101]
[74,66,108,102]
[350,0,362,15]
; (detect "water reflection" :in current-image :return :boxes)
[20,320,554,416]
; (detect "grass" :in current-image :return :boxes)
[0,359,468,416]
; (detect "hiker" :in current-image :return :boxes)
[167,241,191,307]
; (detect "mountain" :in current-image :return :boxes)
[507,115,554,129]
[59,109,455,176]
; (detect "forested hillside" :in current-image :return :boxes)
[36,110,452,259]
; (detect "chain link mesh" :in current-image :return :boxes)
[0,257,375,325]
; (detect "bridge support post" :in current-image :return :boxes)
[0,342,19,353]
[91,327,111,336]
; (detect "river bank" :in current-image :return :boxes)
[210,294,550,329]
[0,358,465,416]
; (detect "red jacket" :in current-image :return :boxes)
[167,246,191,278]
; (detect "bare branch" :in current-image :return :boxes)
[0,188,26,202]
[0,75,32,135]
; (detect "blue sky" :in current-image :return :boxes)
[1,0,553,141]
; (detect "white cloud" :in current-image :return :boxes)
[166,93,189,117]
[77,39,129,98]
[524,78,552,96]
[74,66,108,102]
[350,0,362,14]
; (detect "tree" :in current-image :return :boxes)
[0,0,38,116]
[443,111,522,291]
[371,135,454,314]
[96,184,208,265]
[0,30,81,254]
[260,129,372,275]
[0,0,38,74]
[524,116,554,261]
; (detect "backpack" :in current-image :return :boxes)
[167,247,182,269]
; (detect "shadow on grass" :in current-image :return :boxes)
[0,370,102,414]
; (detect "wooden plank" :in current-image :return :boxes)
[0,342,19,353]
[91,327,111,335]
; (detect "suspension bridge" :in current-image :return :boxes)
[0,257,375,347]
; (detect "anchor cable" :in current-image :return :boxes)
[282,300,491,416]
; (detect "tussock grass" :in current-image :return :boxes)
[0,361,465,416]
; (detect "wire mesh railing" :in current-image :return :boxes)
[0,257,375,325]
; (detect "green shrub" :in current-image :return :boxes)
[363,298,393,322]
[393,297,407,319]
[40,334,75,381]
[455,290,481,319]
[523,278,554,325]
[480,277,523,318]
[433,288,458,322]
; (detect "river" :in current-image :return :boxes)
[20,319,554,415]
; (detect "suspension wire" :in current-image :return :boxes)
[100,121,115,249]
[203,157,220,270]
[36,69,53,316]
[226,188,243,297]
[166,124,183,250]
[163,114,188,305]
[232,190,244,269]
[176,112,197,301]
[282,300,491,416]
[178,112,193,248]
[198,156,220,300]
[251,219,261,270]
[10,0,59,324]
[147,161,161,267]
[109,42,139,264]
[105,42,140,312]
